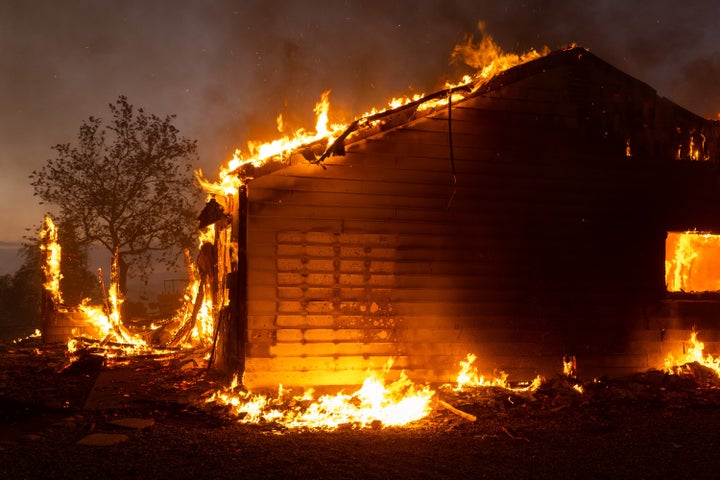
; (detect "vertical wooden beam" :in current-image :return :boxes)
[39,219,56,343]
[217,185,248,377]
[235,184,248,376]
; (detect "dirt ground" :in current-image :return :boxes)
[2,337,720,480]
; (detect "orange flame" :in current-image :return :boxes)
[37,218,173,357]
[205,354,548,429]
[665,231,720,292]
[199,30,546,197]
[198,35,553,428]
[40,216,63,305]
[454,353,544,393]
[196,90,346,197]
[665,329,720,378]
[451,22,547,82]
[206,359,435,429]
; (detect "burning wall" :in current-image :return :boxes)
[201,47,720,388]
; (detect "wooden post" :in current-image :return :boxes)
[234,183,248,376]
[217,184,248,377]
[39,219,57,343]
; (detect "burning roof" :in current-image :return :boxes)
[199,44,717,196]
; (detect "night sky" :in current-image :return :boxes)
[1,0,719,273]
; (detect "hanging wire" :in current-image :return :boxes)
[446,89,457,209]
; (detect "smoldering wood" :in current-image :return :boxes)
[437,399,477,422]
[213,185,248,377]
[197,197,228,229]
[167,277,205,348]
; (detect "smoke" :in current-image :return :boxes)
[1,0,719,244]
[671,52,720,118]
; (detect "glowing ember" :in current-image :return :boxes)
[12,329,41,344]
[664,329,720,378]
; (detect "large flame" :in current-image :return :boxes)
[197,90,346,198]
[451,22,547,83]
[38,219,173,358]
[666,231,720,292]
[197,33,552,428]
[198,29,546,197]
[206,359,435,429]
[205,354,548,430]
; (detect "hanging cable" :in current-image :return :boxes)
[446,89,457,209]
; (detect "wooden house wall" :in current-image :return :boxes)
[239,54,720,388]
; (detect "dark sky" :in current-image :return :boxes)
[1,0,719,273]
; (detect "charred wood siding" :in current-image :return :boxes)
[240,53,720,387]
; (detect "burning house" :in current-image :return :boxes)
[41,45,720,394]
[198,46,720,389]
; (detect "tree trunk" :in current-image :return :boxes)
[118,255,128,296]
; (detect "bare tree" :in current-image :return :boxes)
[31,95,202,293]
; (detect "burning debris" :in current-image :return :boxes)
[202,354,542,431]
[39,217,201,370]
[205,359,435,430]
[664,329,720,383]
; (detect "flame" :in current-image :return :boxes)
[206,359,435,429]
[451,22,546,83]
[664,329,720,378]
[166,230,217,349]
[196,90,346,197]
[37,225,215,357]
[665,231,720,292]
[199,30,545,198]
[37,218,180,359]
[562,355,577,378]
[40,216,63,305]
[453,353,544,393]
[204,354,548,430]
[455,353,511,389]
[12,329,41,344]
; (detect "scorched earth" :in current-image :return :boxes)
[2,336,720,480]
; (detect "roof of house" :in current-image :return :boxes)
[231,46,717,181]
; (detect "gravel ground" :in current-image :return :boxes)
[2,338,720,480]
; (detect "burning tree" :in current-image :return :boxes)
[30,95,202,294]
